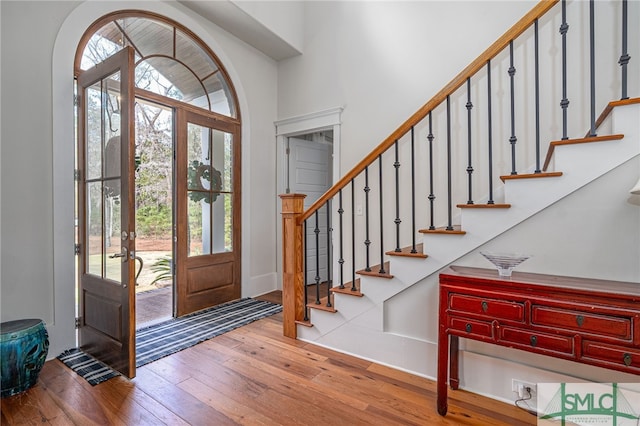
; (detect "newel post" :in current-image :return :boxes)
[280,193,306,338]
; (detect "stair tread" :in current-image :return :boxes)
[295,319,313,327]
[386,244,428,258]
[357,262,393,279]
[419,225,466,234]
[500,171,563,182]
[331,279,363,297]
[543,133,624,171]
[586,98,639,138]
[457,203,511,208]
[307,294,337,312]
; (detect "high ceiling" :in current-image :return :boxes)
[178,0,301,61]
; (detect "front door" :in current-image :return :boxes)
[175,108,241,316]
[77,47,136,377]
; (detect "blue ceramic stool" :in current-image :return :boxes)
[1,319,49,397]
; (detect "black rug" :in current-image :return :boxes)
[57,348,120,385]
[135,297,282,367]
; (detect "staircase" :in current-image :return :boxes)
[280,0,640,400]
[297,99,639,348]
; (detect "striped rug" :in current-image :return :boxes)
[57,348,120,385]
[135,298,282,367]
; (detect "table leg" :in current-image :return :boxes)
[437,324,449,415]
[449,335,460,390]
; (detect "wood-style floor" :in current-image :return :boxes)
[1,291,536,425]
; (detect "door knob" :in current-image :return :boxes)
[108,247,128,261]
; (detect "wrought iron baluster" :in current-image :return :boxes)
[508,40,518,175]
[446,96,453,231]
[338,189,345,289]
[487,60,495,204]
[304,220,309,321]
[314,210,321,305]
[394,141,401,252]
[619,0,630,100]
[589,0,597,137]
[378,155,386,273]
[560,0,570,140]
[351,179,357,292]
[427,113,436,229]
[325,200,332,307]
[534,19,542,173]
[466,77,474,204]
[410,126,417,251]
[364,167,371,271]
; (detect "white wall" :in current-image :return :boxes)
[0,0,279,357]
[1,0,81,333]
[278,1,538,174]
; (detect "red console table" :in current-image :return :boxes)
[437,266,640,416]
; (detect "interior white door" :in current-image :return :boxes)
[289,137,332,285]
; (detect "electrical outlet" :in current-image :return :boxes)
[512,379,537,400]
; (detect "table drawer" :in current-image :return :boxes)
[449,294,524,322]
[531,305,631,340]
[449,316,493,339]
[500,327,574,355]
[582,340,640,372]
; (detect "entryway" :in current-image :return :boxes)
[133,100,174,329]
[74,12,242,378]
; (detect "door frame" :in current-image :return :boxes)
[274,107,343,290]
[52,2,250,358]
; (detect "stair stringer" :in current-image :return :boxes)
[297,103,640,377]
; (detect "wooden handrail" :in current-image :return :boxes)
[299,0,559,223]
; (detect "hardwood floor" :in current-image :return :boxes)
[1,291,536,425]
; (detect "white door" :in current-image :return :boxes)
[289,137,332,285]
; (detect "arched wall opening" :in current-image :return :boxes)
[51,1,256,357]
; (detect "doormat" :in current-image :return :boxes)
[136,298,282,367]
[57,348,120,386]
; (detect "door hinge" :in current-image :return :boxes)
[285,147,290,155]
[73,94,79,107]
[74,169,81,182]
[75,317,82,329]
[74,243,81,255]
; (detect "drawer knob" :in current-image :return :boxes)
[623,353,632,367]
[576,315,584,327]
[530,335,538,347]
[465,323,472,333]
[481,301,489,313]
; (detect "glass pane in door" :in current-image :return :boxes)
[84,71,123,282]
[104,178,122,282]
[186,123,233,257]
[86,86,102,180]
[87,181,103,276]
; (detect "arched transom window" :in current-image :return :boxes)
[76,11,238,117]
